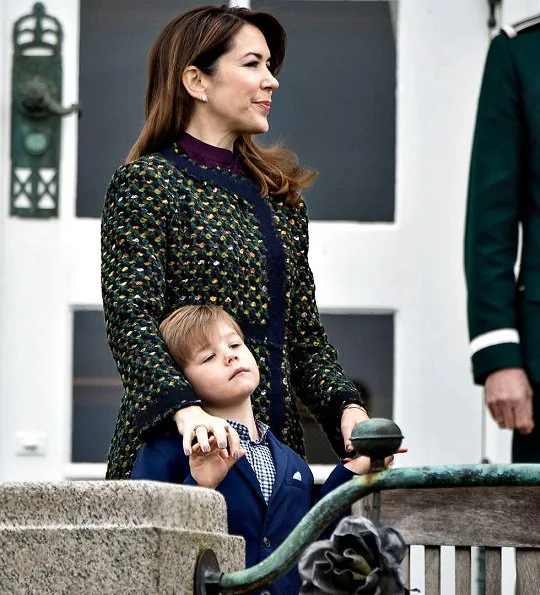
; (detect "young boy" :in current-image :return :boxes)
[132,305,379,594]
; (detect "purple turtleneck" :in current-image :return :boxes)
[178,132,244,175]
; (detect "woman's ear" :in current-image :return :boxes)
[182,65,207,100]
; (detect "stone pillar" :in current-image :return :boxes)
[0,481,244,594]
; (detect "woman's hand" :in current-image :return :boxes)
[173,406,241,458]
[340,404,369,454]
[189,436,246,489]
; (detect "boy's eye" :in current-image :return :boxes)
[202,354,215,363]
[230,342,242,349]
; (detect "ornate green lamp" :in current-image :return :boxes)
[10,2,79,218]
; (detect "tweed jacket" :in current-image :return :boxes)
[465,20,540,385]
[101,146,363,479]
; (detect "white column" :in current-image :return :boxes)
[395,0,489,465]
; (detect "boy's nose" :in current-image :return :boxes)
[226,352,239,363]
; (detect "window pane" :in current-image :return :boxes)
[302,313,394,464]
[72,310,121,462]
[76,0,216,218]
[253,0,396,221]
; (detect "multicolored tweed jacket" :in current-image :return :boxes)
[101,146,364,479]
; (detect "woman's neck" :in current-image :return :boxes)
[185,117,238,151]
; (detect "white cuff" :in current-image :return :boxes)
[470,328,520,356]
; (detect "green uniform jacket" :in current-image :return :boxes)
[465,19,540,385]
[101,147,364,479]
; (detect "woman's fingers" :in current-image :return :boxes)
[211,422,230,450]
[173,408,243,457]
[182,428,194,456]
[226,426,242,459]
[194,424,211,453]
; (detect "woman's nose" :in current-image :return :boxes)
[262,70,279,90]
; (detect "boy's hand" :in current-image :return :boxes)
[189,436,246,489]
[344,446,408,475]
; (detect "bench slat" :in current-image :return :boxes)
[516,548,540,594]
[402,547,410,586]
[425,546,440,594]
[455,547,471,595]
[485,548,501,595]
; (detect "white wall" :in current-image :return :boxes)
[0,0,8,480]
[394,0,487,464]
[0,0,87,480]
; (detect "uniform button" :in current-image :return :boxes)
[260,591,271,595]
[262,536,271,548]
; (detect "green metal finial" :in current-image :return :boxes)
[350,418,404,471]
[350,418,404,525]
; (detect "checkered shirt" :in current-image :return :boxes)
[228,419,276,504]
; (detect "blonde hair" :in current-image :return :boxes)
[125,5,316,205]
[160,305,243,367]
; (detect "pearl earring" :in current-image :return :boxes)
[201,94,208,103]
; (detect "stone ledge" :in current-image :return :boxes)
[0,527,244,593]
[0,480,228,532]
[0,481,245,594]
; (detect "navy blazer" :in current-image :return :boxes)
[132,430,355,595]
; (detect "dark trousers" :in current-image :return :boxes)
[512,382,540,463]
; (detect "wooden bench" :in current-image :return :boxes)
[357,486,540,594]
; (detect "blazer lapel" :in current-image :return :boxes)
[267,431,288,503]
[233,455,266,504]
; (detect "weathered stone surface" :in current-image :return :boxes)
[0,481,245,594]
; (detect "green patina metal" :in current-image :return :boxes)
[208,464,540,593]
[10,2,79,218]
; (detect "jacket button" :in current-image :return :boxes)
[261,591,271,595]
[262,536,271,548]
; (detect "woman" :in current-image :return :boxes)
[101,4,368,479]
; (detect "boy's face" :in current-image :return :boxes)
[182,323,260,406]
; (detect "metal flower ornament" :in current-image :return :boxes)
[298,515,409,594]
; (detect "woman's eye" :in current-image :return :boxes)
[245,61,259,68]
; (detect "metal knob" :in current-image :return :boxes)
[350,418,404,525]
[350,418,404,472]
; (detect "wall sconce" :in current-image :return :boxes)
[10,2,80,218]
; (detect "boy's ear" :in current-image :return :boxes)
[182,65,207,100]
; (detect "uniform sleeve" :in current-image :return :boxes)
[101,159,201,437]
[287,201,367,455]
[465,32,524,384]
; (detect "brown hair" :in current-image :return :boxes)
[160,304,244,367]
[126,4,316,205]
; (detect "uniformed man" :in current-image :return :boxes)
[465,14,540,463]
